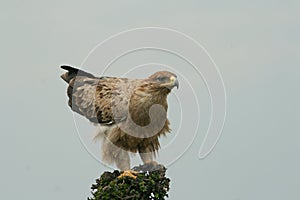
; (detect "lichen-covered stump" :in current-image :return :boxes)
[88,163,170,200]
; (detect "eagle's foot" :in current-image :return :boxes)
[118,170,138,179]
[132,161,165,172]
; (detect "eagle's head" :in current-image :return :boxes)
[148,71,179,92]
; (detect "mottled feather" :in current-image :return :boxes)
[61,65,178,170]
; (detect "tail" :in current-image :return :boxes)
[60,65,94,83]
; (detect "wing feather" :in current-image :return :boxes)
[66,76,130,125]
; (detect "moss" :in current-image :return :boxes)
[88,163,170,200]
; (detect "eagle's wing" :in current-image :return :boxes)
[61,66,133,125]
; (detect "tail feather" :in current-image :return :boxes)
[60,65,94,83]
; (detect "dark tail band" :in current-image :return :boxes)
[60,65,94,83]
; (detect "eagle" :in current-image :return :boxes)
[61,65,179,178]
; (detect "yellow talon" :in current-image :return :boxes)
[118,170,138,179]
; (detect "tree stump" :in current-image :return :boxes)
[88,163,170,200]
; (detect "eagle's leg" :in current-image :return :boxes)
[102,138,137,179]
[139,150,158,166]
[115,149,130,170]
[116,152,138,179]
[115,150,138,179]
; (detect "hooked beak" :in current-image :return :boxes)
[170,76,179,89]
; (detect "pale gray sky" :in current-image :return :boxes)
[0,0,299,199]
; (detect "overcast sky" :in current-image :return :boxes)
[0,1,299,199]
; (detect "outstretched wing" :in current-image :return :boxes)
[61,66,130,125]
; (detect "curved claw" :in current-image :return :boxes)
[118,170,138,179]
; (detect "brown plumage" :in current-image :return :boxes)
[61,65,179,171]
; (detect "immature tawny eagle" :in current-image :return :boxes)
[61,65,178,178]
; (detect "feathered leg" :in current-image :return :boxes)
[114,149,138,179]
[101,137,130,170]
[138,146,158,167]
[102,136,137,179]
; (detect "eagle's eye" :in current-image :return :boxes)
[156,76,168,83]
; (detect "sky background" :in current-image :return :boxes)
[1,0,299,199]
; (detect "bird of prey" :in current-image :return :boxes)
[60,65,179,178]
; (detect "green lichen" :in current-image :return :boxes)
[88,164,170,200]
